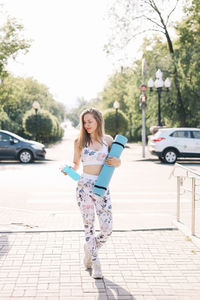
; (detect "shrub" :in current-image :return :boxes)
[104,109,128,137]
[23,109,63,143]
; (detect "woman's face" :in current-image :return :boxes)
[83,113,98,135]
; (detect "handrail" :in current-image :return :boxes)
[169,163,200,179]
[170,163,200,236]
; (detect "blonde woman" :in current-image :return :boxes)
[64,108,121,279]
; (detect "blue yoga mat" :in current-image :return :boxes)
[61,165,81,181]
[92,134,128,197]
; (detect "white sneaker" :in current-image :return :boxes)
[83,243,92,269]
[92,259,103,279]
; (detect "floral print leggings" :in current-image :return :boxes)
[76,173,112,261]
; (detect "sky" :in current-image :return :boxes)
[0,0,184,109]
[1,0,119,109]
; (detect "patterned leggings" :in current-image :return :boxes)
[76,173,112,261]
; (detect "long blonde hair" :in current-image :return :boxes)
[77,108,104,149]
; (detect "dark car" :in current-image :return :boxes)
[0,130,46,163]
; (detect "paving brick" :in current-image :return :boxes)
[0,230,200,299]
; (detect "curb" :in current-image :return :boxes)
[0,227,178,234]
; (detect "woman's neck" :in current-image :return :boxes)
[89,133,102,144]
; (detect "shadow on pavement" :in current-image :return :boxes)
[0,160,52,165]
[135,158,200,165]
[95,277,135,300]
[0,234,9,258]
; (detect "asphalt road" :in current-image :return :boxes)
[1,124,200,231]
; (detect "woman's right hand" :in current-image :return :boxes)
[61,170,68,176]
[59,164,68,176]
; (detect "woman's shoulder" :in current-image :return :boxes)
[74,138,79,145]
[74,138,81,151]
[104,135,113,147]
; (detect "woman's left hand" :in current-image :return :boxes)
[105,156,121,167]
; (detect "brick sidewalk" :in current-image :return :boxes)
[0,230,200,299]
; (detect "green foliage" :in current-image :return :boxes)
[23,109,64,143]
[100,0,200,141]
[0,107,10,129]
[0,16,65,144]
[174,0,200,127]
[0,75,66,141]
[0,16,31,78]
[67,97,101,127]
[100,69,130,114]
[103,109,128,137]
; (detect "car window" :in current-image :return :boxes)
[0,133,10,142]
[171,131,191,138]
[192,131,200,139]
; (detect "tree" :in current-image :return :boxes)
[105,0,186,126]
[66,97,101,127]
[174,0,200,126]
[104,109,128,137]
[0,75,66,139]
[23,109,64,143]
[100,68,130,114]
[0,16,31,78]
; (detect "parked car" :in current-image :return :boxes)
[148,128,200,164]
[0,130,46,163]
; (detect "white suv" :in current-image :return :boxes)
[148,128,200,164]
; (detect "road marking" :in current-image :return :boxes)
[27,198,190,203]
[30,191,176,196]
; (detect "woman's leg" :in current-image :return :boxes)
[93,189,112,250]
[76,178,98,261]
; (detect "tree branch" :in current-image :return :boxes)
[144,16,165,29]
[166,0,180,26]
[119,27,165,48]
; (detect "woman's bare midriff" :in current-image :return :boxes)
[83,164,103,176]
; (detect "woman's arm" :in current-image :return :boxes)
[104,135,121,168]
[62,139,81,175]
[72,139,81,171]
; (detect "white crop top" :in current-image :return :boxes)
[81,137,109,166]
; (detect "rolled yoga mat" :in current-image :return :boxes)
[92,134,128,197]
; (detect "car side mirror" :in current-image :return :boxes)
[10,139,18,144]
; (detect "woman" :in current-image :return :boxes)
[64,108,121,279]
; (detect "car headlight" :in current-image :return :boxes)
[31,144,43,150]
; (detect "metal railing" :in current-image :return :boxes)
[169,163,200,236]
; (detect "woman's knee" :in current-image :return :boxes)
[102,222,112,238]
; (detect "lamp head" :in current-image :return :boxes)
[147,78,154,91]
[164,78,171,88]
[32,101,40,110]
[155,78,164,89]
[156,69,163,79]
[113,101,120,109]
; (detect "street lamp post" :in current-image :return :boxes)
[139,86,147,158]
[32,101,40,141]
[139,58,148,158]
[113,101,120,136]
[148,69,171,127]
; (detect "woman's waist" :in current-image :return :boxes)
[83,165,102,176]
[80,172,98,181]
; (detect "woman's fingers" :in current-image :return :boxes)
[106,156,114,166]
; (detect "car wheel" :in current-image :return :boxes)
[19,150,33,163]
[163,149,177,164]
